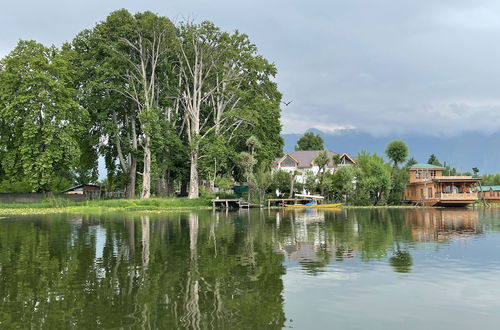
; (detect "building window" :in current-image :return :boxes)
[416,171,420,179]
[428,188,432,197]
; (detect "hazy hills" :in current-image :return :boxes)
[282,129,500,174]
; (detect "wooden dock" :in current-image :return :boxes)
[212,199,250,209]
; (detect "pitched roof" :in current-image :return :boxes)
[62,184,101,193]
[411,163,444,169]
[287,150,338,168]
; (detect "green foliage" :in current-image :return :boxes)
[253,167,272,205]
[313,150,331,195]
[0,40,87,192]
[215,176,234,191]
[295,132,324,151]
[405,157,418,168]
[271,170,291,195]
[313,150,330,169]
[352,151,392,206]
[480,173,500,186]
[387,167,409,205]
[303,170,318,194]
[325,166,357,203]
[0,10,284,198]
[427,154,442,166]
[0,179,34,193]
[385,140,409,166]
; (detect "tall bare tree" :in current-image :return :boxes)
[119,14,175,198]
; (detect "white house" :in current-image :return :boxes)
[272,150,356,184]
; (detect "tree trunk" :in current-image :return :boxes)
[166,171,174,197]
[321,170,326,196]
[156,172,167,197]
[188,147,199,199]
[181,179,188,197]
[126,157,137,199]
[141,136,151,199]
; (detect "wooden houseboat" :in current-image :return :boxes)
[475,185,500,203]
[404,164,480,207]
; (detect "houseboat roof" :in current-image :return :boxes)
[410,163,444,169]
[474,185,500,191]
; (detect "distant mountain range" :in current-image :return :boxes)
[282,129,500,174]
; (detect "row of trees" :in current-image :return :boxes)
[0,10,283,198]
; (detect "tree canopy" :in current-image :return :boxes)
[295,132,324,151]
[385,140,408,167]
[0,10,284,196]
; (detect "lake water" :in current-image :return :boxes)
[1,208,500,329]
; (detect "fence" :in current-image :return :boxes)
[0,191,125,204]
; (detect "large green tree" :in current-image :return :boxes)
[0,40,87,192]
[353,151,392,205]
[385,140,408,167]
[295,132,324,151]
[70,10,177,198]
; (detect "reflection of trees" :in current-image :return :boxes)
[0,212,286,329]
[272,208,484,275]
[389,250,413,273]
[1,208,485,327]
[272,209,415,273]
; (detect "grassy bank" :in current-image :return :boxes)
[0,197,213,215]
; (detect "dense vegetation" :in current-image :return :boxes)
[294,131,324,150]
[0,9,283,198]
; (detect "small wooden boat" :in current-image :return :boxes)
[284,203,342,209]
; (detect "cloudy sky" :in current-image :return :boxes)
[2,0,500,137]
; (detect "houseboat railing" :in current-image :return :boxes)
[437,192,478,200]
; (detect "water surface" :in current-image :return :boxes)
[1,208,500,329]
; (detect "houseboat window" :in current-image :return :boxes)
[415,171,420,178]
[428,187,432,197]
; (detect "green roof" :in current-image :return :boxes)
[474,185,500,191]
[410,163,444,169]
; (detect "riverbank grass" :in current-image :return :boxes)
[0,197,212,215]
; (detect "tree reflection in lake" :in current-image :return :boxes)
[0,208,485,328]
[0,212,286,329]
[271,208,482,274]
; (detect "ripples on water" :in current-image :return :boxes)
[0,208,500,329]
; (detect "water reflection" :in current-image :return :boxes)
[0,208,490,328]
[272,208,482,274]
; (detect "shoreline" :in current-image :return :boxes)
[0,197,493,216]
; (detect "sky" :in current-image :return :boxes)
[2,0,500,137]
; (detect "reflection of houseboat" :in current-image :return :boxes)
[405,209,480,242]
[404,164,480,206]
